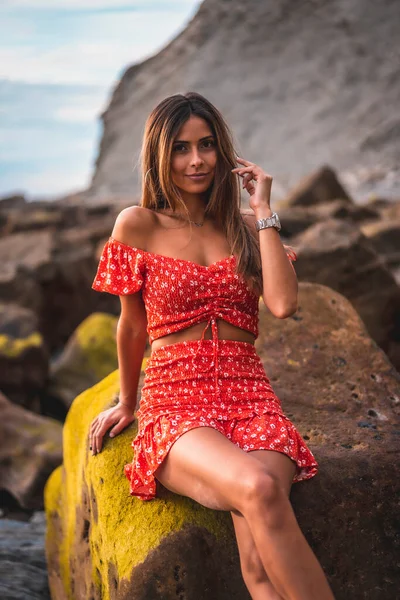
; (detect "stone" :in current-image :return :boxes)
[360,217,400,283]
[48,313,120,409]
[0,392,62,510]
[80,0,400,203]
[44,370,247,600]
[278,199,379,238]
[0,226,117,355]
[0,512,50,600]
[290,218,400,370]
[282,166,353,208]
[0,302,49,411]
[256,282,399,600]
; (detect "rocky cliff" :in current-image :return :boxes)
[84,0,400,203]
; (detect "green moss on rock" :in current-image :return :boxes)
[0,332,43,357]
[44,364,236,600]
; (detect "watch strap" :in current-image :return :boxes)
[255,212,281,232]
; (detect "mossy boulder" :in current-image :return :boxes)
[0,302,49,411]
[48,313,120,409]
[44,367,247,600]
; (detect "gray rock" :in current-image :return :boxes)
[0,512,50,600]
[82,0,400,203]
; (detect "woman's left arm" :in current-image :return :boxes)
[233,158,298,318]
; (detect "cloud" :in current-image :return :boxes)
[3,167,92,199]
[2,1,198,11]
[0,6,200,85]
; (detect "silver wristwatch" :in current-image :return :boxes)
[255,212,281,232]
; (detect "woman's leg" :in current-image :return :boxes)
[154,426,335,600]
[231,450,296,600]
[231,510,285,600]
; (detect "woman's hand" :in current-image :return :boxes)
[231,157,273,217]
[89,402,136,455]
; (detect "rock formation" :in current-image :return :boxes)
[0,512,51,600]
[48,313,119,410]
[0,392,62,510]
[83,0,400,203]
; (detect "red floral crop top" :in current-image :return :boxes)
[91,236,297,344]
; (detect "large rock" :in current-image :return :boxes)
[45,283,399,599]
[282,166,352,208]
[360,217,400,282]
[0,392,62,510]
[44,368,247,600]
[257,283,399,600]
[0,302,49,411]
[48,313,120,409]
[291,218,400,370]
[279,197,379,238]
[0,512,50,600]
[83,0,400,202]
[0,225,118,354]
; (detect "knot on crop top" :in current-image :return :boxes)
[91,236,297,348]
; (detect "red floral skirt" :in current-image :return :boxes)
[124,338,318,501]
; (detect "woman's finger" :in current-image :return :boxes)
[236,157,254,166]
[93,416,117,454]
[108,416,132,439]
[92,421,104,454]
[232,166,255,174]
[242,174,252,188]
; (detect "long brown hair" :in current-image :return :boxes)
[140,91,263,295]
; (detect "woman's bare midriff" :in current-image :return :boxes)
[151,319,255,352]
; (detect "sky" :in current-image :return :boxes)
[0,0,202,200]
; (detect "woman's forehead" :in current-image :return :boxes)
[175,115,213,140]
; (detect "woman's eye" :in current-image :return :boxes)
[173,140,215,152]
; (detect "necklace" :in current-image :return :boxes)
[187,218,205,227]
[155,209,205,227]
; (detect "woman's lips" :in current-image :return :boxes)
[186,173,209,180]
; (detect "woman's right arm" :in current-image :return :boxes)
[117,294,148,413]
[115,206,149,412]
[89,206,150,454]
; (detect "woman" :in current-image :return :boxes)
[91,92,335,600]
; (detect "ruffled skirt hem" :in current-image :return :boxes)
[124,409,319,502]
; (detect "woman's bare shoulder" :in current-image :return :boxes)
[111,205,156,249]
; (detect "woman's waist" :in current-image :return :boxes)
[150,319,256,353]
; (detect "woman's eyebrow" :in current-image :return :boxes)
[173,135,215,144]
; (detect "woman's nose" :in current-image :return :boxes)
[190,150,204,165]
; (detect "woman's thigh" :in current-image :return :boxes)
[154,425,270,512]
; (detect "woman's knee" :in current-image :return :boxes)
[240,466,288,514]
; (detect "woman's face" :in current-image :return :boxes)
[170,115,217,197]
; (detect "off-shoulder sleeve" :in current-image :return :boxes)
[91,237,145,295]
